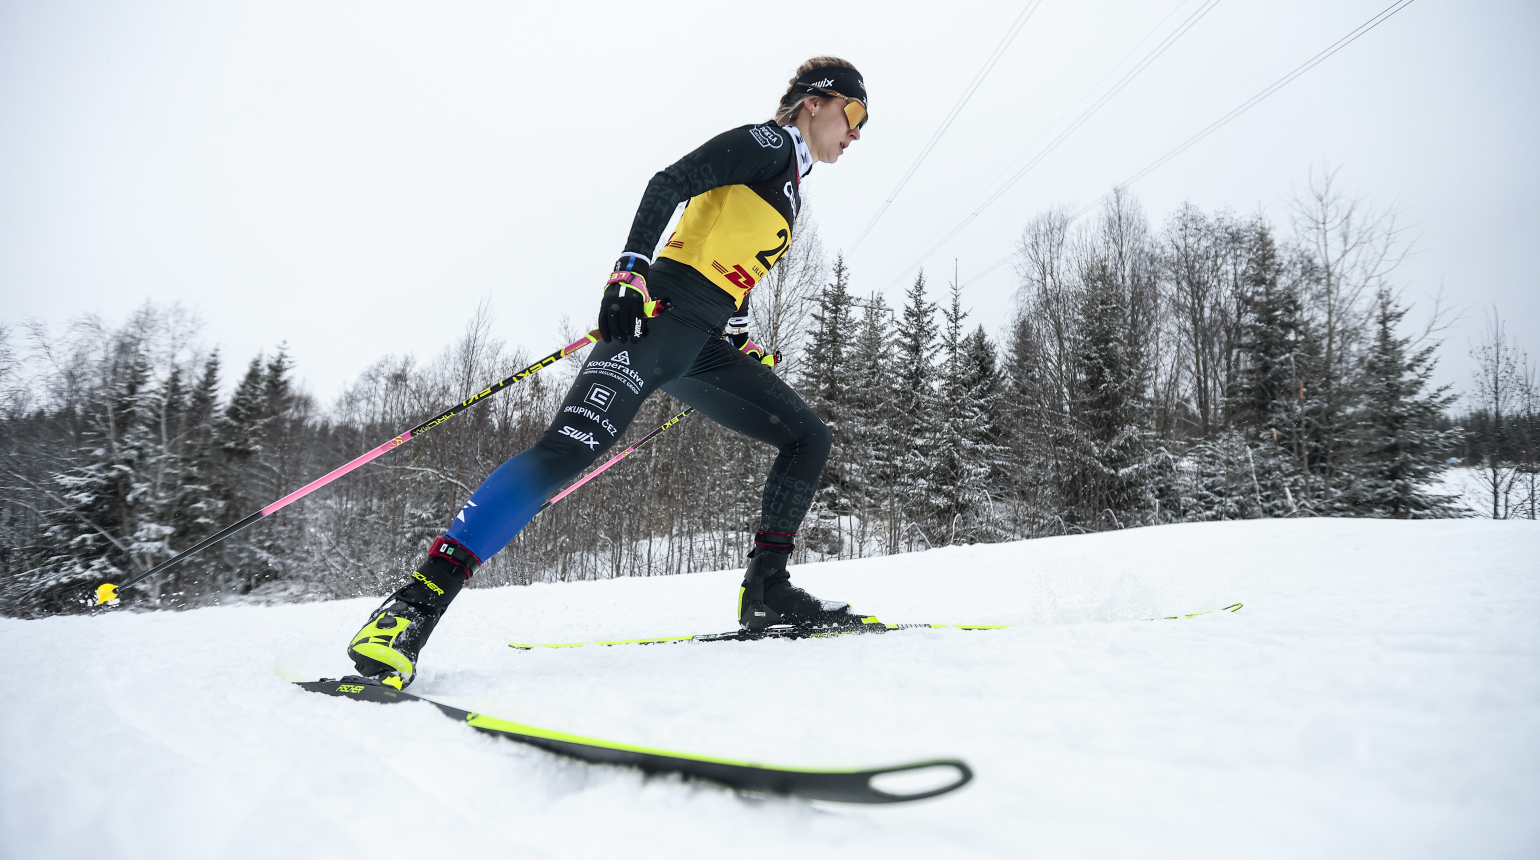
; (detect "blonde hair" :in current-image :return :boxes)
[772,56,858,127]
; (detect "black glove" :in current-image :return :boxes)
[598,256,666,344]
[724,316,779,367]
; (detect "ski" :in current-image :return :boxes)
[508,604,1243,651]
[1151,602,1244,620]
[297,676,972,803]
[509,620,1010,650]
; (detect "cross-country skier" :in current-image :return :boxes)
[346,58,871,689]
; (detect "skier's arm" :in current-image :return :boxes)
[620,126,793,262]
[600,125,791,344]
[724,301,779,368]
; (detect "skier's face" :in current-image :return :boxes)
[803,96,862,164]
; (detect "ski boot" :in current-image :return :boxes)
[346,537,480,689]
[738,546,871,632]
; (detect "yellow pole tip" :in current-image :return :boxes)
[95,583,119,605]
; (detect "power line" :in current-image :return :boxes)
[880,0,1223,291]
[964,0,1421,289]
[1071,0,1419,219]
[847,1,1046,255]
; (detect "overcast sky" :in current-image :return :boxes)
[2,0,1536,402]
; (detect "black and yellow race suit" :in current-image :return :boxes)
[442,124,828,563]
[625,122,814,306]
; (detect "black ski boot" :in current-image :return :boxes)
[346,537,480,689]
[738,547,869,631]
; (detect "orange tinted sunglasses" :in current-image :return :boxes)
[818,90,868,130]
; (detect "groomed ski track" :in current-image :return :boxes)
[3,518,1537,859]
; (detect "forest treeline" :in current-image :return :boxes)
[3,172,1536,617]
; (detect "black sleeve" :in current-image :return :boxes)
[622,124,793,260]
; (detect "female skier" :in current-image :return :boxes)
[346,58,870,689]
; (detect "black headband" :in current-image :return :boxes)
[793,65,867,106]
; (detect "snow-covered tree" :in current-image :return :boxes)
[1347,290,1461,517]
[1060,255,1167,529]
[892,270,943,548]
[845,293,899,554]
[928,280,1008,543]
[802,254,858,552]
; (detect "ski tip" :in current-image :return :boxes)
[1223,602,1243,612]
[94,583,119,605]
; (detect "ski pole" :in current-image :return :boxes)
[535,406,695,515]
[94,329,603,605]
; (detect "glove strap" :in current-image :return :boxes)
[605,269,666,319]
[738,337,780,368]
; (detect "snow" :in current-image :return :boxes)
[3,518,1538,860]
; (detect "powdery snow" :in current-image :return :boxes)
[2,518,1537,860]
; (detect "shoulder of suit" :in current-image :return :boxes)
[738,122,790,152]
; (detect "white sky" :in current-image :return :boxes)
[2,0,1536,402]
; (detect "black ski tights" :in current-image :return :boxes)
[444,271,829,563]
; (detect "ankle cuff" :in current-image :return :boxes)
[428,536,481,579]
[754,530,795,553]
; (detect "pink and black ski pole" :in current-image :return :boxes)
[535,406,696,515]
[94,329,603,605]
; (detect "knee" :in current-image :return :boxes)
[799,416,832,461]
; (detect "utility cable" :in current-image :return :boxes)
[881,0,1222,290]
[963,0,1420,288]
[1071,0,1419,219]
[847,0,1045,255]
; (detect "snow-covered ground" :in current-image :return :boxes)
[3,519,1537,860]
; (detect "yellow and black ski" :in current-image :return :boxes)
[297,676,971,804]
[508,604,1243,651]
[509,620,1011,651]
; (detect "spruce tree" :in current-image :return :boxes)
[893,271,943,546]
[801,254,857,552]
[205,355,270,591]
[1232,223,1300,430]
[1061,257,1163,527]
[1351,290,1462,517]
[961,325,1009,472]
[929,281,1001,543]
[1229,222,1312,517]
[177,351,225,546]
[846,293,898,553]
[37,336,153,610]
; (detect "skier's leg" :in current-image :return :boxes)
[662,338,830,542]
[348,315,711,687]
[444,319,709,562]
[662,339,866,630]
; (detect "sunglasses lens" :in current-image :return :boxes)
[843,99,867,129]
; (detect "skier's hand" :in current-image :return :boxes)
[726,323,779,368]
[598,256,667,344]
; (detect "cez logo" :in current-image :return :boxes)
[584,383,616,411]
[559,425,600,450]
